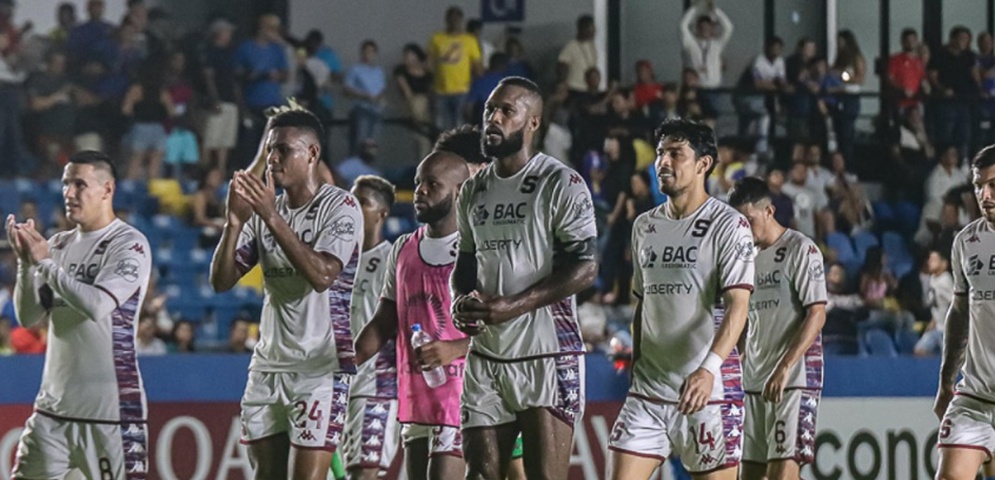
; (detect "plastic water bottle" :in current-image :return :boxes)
[411,323,447,388]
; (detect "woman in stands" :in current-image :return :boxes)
[122,60,175,180]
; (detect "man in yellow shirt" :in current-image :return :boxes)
[428,6,482,130]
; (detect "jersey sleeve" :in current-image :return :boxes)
[456,179,477,253]
[93,232,153,305]
[716,213,756,292]
[234,217,259,271]
[313,193,363,267]
[379,237,405,302]
[792,237,829,308]
[549,169,598,249]
[951,233,968,296]
[631,217,645,299]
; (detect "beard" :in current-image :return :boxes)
[481,126,526,158]
[415,195,454,225]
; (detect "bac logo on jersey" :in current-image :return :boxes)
[640,245,697,268]
[68,263,100,282]
[756,270,782,288]
[472,203,528,226]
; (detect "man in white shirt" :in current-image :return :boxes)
[737,36,786,157]
[914,249,954,356]
[558,15,598,94]
[916,145,970,245]
[680,0,733,89]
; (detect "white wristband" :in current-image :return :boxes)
[699,352,723,378]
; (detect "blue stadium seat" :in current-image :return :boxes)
[893,201,921,236]
[872,201,895,231]
[851,230,879,266]
[896,329,920,355]
[823,339,859,355]
[826,232,859,271]
[862,328,898,357]
[881,231,914,278]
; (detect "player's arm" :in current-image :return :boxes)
[355,298,399,365]
[8,217,49,327]
[714,7,734,44]
[764,303,826,403]
[210,178,255,292]
[935,294,970,419]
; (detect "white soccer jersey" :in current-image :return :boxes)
[456,153,598,360]
[631,197,755,402]
[742,229,827,392]
[235,183,363,374]
[25,219,152,423]
[951,218,995,401]
[350,241,393,399]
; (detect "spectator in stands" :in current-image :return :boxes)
[707,138,748,202]
[136,315,167,356]
[504,37,534,79]
[344,40,386,154]
[188,167,225,247]
[679,0,733,93]
[831,30,866,162]
[336,138,382,187]
[917,145,970,245]
[26,49,75,173]
[67,0,115,73]
[198,18,239,173]
[168,320,196,353]
[767,169,795,229]
[428,6,482,131]
[226,318,252,354]
[466,52,510,123]
[913,249,953,356]
[858,246,914,337]
[975,32,995,147]
[804,143,834,199]
[896,250,934,329]
[10,320,45,354]
[122,61,174,180]
[394,43,434,158]
[633,60,662,112]
[888,28,932,158]
[785,38,819,145]
[558,14,598,96]
[677,67,715,124]
[827,152,872,234]
[0,316,11,355]
[0,22,28,178]
[48,2,77,47]
[824,262,863,351]
[736,36,786,158]
[606,88,651,140]
[928,26,976,157]
[466,18,495,69]
[164,50,199,177]
[782,161,826,240]
[597,134,637,303]
[569,67,614,165]
[235,13,288,119]
[302,29,343,114]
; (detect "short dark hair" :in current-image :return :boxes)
[434,124,488,164]
[353,175,396,210]
[361,39,377,51]
[901,28,918,40]
[403,42,427,62]
[973,144,995,170]
[653,118,719,178]
[696,15,714,26]
[577,14,594,30]
[58,2,75,14]
[728,176,772,208]
[497,75,541,97]
[69,150,118,181]
[467,18,483,33]
[766,36,784,49]
[951,25,971,38]
[269,109,325,143]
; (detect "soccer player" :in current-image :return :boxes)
[343,175,399,479]
[452,76,598,480]
[210,109,363,480]
[934,145,995,479]
[355,150,471,480]
[728,177,827,480]
[10,151,152,479]
[607,118,755,480]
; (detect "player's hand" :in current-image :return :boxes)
[233,170,277,221]
[225,175,253,227]
[15,223,50,265]
[416,340,464,370]
[6,215,28,262]
[934,384,955,421]
[454,292,518,326]
[452,294,487,336]
[763,366,789,403]
[678,368,714,415]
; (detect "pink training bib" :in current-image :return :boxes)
[395,227,466,427]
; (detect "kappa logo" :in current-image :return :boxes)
[808,245,819,255]
[738,218,749,228]
[343,196,357,208]
[298,430,317,442]
[645,223,657,234]
[569,173,582,185]
[129,243,145,256]
[968,234,981,243]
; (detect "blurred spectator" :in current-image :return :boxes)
[48,2,77,47]
[680,0,732,91]
[857,246,913,336]
[824,262,864,349]
[394,43,433,158]
[336,138,382,186]
[596,135,637,304]
[913,249,953,356]
[197,18,239,172]
[0,316,11,355]
[26,49,76,173]
[569,67,614,166]
[302,29,343,114]
[766,169,795,228]
[188,167,225,247]
[344,40,386,154]
[677,68,715,124]
[465,52,510,123]
[136,315,167,356]
[606,89,652,140]
[0,24,29,177]
[11,321,45,354]
[802,141,833,203]
[122,61,174,180]
[782,161,826,240]
[916,145,969,245]
[466,18,495,69]
[142,274,174,336]
[928,26,976,157]
[558,14,598,95]
[896,250,934,327]
[707,138,747,202]
[164,50,199,177]
[735,36,785,158]
[633,60,662,111]
[826,152,872,234]
[785,39,819,145]
[542,82,572,163]
[829,30,866,162]
[504,37,534,79]
[168,320,196,353]
[888,28,932,157]
[657,83,681,122]
[976,32,995,147]
[226,318,252,354]
[428,6,482,131]
[235,13,288,117]
[67,0,115,73]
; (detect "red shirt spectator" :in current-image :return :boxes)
[889,52,925,109]
[11,325,45,354]
[633,60,663,109]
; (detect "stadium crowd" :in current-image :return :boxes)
[0,0,987,363]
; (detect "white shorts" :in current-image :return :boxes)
[742,389,820,465]
[401,424,464,457]
[12,411,148,479]
[461,352,584,429]
[202,102,239,150]
[938,393,995,460]
[240,370,352,452]
[343,397,401,471]
[608,395,743,474]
